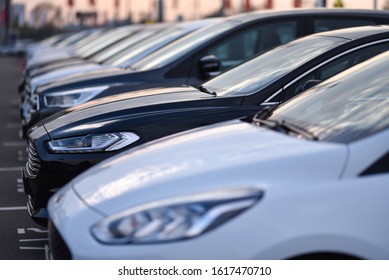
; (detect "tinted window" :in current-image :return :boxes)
[90,30,156,64]
[269,52,389,144]
[314,18,376,33]
[318,42,389,80]
[110,27,190,67]
[132,21,236,71]
[282,41,389,101]
[208,21,297,71]
[76,27,134,58]
[204,35,346,97]
[282,72,315,102]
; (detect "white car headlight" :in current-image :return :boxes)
[47,132,140,153]
[91,188,263,244]
[43,86,108,108]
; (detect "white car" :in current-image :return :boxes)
[48,51,389,260]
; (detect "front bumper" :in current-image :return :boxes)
[23,137,107,225]
[48,185,244,260]
[27,195,49,226]
[23,158,92,226]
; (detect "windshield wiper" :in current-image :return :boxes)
[252,117,318,141]
[253,105,278,119]
[197,85,217,96]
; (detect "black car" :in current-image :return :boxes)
[24,9,389,131]
[24,26,389,225]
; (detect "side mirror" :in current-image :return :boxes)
[199,55,221,79]
[302,79,322,92]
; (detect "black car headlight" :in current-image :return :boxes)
[43,86,108,108]
[91,188,263,244]
[47,132,140,153]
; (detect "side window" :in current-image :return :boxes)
[281,41,389,103]
[318,42,389,80]
[282,73,315,102]
[208,20,297,71]
[313,18,376,33]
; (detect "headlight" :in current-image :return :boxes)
[91,188,263,244]
[47,132,140,153]
[43,86,108,108]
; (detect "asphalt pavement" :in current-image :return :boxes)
[0,56,48,260]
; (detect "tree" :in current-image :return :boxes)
[384,0,389,10]
[31,2,63,27]
[334,0,344,8]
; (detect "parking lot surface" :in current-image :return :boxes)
[0,57,47,260]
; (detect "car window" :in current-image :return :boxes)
[281,73,316,102]
[207,21,297,71]
[269,51,389,144]
[281,41,389,102]
[90,30,156,64]
[314,18,376,33]
[76,27,134,58]
[204,35,346,97]
[318,42,389,80]
[111,27,189,68]
[132,21,236,71]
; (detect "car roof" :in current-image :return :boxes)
[313,25,389,40]
[228,8,389,23]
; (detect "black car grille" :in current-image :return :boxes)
[48,219,72,260]
[25,141,41,178]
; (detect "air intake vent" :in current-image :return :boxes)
[25,141,40,178]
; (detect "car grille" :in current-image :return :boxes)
[25,82,31,94]
[25,141,41,178]
[21,82,31,103]
[48,219,72,260]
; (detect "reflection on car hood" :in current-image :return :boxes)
[70,119,348,215]
[38,67,131,92]
[26,51,74,69]
[42,86,214,136]
[30,63,116,88]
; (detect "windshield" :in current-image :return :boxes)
[132,20,236,71]
[108,27,190,67]
[75,27,133,58]
[267,51,389,144]
[41,34,67,47]
[89,29,156,64]
[73,29,105,49]
[55,30,89,48]
[204,35,346,97]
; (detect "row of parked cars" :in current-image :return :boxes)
[18,8,389,259]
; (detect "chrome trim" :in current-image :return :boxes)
[27,162,40,173]
[262,88,282,103]
[261,102,280,106]
[26,141,40,178]
[28,153,40,166]
[186,199,257,237]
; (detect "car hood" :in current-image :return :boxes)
[70,119,348,215]
[38,67,132,93]
[30,63,117,88]
[29,59,87,78]
[26,51,74,69]
[42,86,218,137]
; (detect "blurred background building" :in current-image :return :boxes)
[1,0,388,44]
